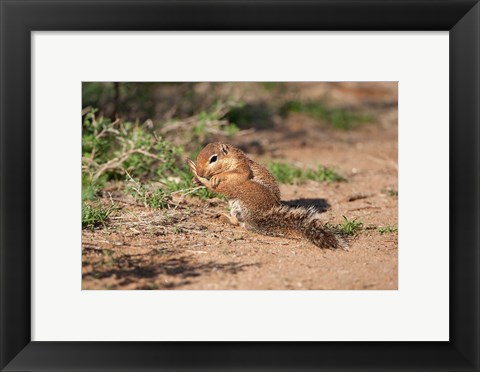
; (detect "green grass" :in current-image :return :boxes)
[82,201,118,229]
[126,176,174,209]
[192,187,222,200]
[165,100,243,142]
[172,226,185,234]
[224,123,240,137]
[267,162,346,184]
[127,165,225,207]
[378,225,398,234]
[259,82,282,91]
[386,188,398,197]
[304,166,346,183]
[144,189,172,209]
[280,100,373,130]
[161,165,225,200]
[224,102,273,130]
[328,216,363,236]
[82,174,104,201]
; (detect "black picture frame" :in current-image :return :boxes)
[1,1,479,371]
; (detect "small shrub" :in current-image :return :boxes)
[82,110,179,182]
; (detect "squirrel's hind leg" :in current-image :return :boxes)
[220,199,244,226]
[220,213,240,226]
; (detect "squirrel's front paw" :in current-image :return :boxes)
[192,177,203,186]
[210,175,221,189]
[187,159,197,175]
[187,159,203,185]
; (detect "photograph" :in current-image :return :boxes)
[81,82,398,290]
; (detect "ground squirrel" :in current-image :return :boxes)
[188,143,343,249]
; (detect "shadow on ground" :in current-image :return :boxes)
[83,246,261,289]
[283,198,330,213]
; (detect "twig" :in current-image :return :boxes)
[95,118,120,140]
[110,197,143,207]
[170,185,206,196]
[185,249,208,254]
[235,129,256,136]
[347,206,382,212]
[91,148,163,181]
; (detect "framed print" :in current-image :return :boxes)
[33,34,445,342]
[1,1,479,371]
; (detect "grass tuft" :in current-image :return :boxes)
[304,166,346,183]
[328,216,363,236]
[267,162,345,184]
[145,189,172,209]
[82,201,118,229]
[386,188,398,197]
[377,225,398,234]
[126,175,174,209]
[280,100,372,130]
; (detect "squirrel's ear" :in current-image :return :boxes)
[220,144,229,155]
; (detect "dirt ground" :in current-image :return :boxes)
[82,82,398,290]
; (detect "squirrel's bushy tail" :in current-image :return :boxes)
[251,205,344,249]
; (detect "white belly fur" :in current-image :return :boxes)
[229,199,243,221]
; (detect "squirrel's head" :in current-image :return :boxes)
[195,142,237,178]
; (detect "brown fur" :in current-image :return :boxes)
[252,205,344,249]
[188,143,343,249]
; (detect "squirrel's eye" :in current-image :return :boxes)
[209,155,218,164]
